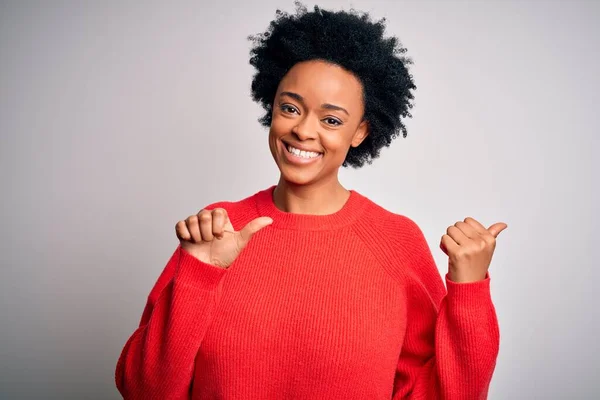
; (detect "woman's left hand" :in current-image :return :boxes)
[440,217,507,283]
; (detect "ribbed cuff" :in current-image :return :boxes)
[174,247,227,290]
[445,273,492,311]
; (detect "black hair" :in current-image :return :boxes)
[248,2,416,168]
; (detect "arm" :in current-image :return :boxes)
[393,222,500,400]
[115,246,227,400]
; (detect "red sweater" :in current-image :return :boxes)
[116,187,499,399]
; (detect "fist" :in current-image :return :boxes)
[176,208,272,269]
[440,217,507,283]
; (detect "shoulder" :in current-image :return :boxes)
[357,195,446,305]
[355,194,428,248]
[352,194,436,278]
[202,188,265,230]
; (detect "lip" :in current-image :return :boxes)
[280,140,323,165]
[281,140,323,154]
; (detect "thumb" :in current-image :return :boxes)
[487,222,508,238]
[238,217,273,245]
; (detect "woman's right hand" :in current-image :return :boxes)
[176,208,273,269]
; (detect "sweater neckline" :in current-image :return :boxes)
[254,186,367,231]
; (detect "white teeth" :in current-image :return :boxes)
[287,145,320,159]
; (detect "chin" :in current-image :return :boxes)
[278,165,320,186]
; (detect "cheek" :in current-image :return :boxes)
[321,129,355,155]
[270,114,293,136]
[268,117,289,154]
[268,127,279,154]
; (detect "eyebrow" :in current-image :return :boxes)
[280,91,349,116]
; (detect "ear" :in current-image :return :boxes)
[350,120,369,148]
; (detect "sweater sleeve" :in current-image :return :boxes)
[392,222,500,400]
[115,245,227,399]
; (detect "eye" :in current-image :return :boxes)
[323,117,342,126]
[280,104,299,115]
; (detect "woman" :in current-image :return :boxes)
[116,4,506,399]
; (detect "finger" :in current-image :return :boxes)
[238,217,273,245]
[487,222,508,238]
[447,225,468,245]
[454,221,479,239]
[186,215,202,243]
[439,236,448,255]
[463,217,488,235]
[175,220,191,241]
[440,234,459,256]
[198,210,214,242]
[211,208,229,239]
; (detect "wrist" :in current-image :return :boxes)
[180,243,230,269]
[448,268,487,283]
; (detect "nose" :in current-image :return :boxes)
[292,114,318,141]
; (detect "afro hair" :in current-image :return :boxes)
[248,2,417,168]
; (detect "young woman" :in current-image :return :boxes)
[116,5,506,399]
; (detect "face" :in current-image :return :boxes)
[268,60,368,187]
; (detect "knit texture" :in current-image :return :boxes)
[116,186,499,399]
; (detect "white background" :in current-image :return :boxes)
[1,1,597,398]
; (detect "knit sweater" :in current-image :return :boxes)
[115,186,500,399]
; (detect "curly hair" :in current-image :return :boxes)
[248,2,416,168]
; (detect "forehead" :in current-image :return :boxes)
[277,60,364,106]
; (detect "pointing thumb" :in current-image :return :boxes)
[487,222,508,238]
[238,217,273,245]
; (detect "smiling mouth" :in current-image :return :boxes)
[285,144,322,159]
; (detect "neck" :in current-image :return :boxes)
[273,176,350,215]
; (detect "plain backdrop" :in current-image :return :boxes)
[1,0,597,399]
